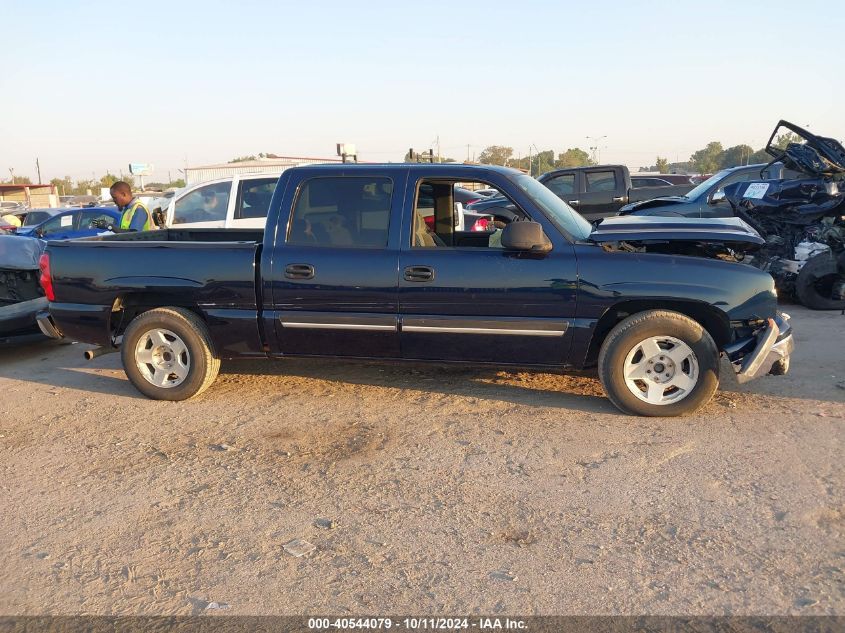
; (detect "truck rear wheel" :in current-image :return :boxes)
[598,310,720,417]
[121,307,220,401]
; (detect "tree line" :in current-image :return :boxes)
[443,131,802,177]
[405,145,598,174]
[0,173,186,195]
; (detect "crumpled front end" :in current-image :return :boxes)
[725,312,794,383]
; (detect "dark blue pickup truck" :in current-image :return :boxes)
[37,164,793,416]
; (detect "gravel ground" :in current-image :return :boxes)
[0,306,842,616]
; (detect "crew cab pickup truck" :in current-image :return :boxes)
[536,164,695,219]
[37,164,794,416]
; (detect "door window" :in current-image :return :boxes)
[412,179,526,249]
[235,178,277,219]
[39,215,69,236]
[585,170,618,192]
[287,177,392,248]
[545,174,576,196]
[79,210,114,229]
[172,182,231,224]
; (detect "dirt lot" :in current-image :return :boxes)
[0,306,843,616]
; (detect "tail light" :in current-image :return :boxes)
[39,252,55,301]
[472,218,492,232]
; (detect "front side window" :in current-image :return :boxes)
[545,174,576,196]
[585,170,618,192]
[287,177,392,248]
[39,215,68,236]
[79,211,114,229]
[235,177,277,219]
[172,182,231,224]
[412,179,528,249]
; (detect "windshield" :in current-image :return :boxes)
[683,170,731,200]
[513,174,593,240]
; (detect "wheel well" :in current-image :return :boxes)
[109,293,204,337]
[584,300,731,368]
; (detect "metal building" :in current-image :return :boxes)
[185,157,342,185]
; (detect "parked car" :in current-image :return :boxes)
[466,165,696,221]
[19,208,62,228]
[618,163,800,218]
[0,235,47,339]
[163,173,281,229]
[0,201,28,215]
[16,207,120,240]
[39,163,792,417]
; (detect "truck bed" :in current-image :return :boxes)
[44,228,263,352]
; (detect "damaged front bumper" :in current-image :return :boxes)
[728,312,794,384]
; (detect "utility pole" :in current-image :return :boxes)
[586,135,607,164]
[36,158,42,184]
[466,144,471,163]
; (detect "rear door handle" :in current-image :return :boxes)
[612,196,624,202]
[404,265,435,282]
[284,263,315,279]
[567,199,580,206]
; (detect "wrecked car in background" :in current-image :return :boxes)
[723,121,845,310]
[0,235,47,340]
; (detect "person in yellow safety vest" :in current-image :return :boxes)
[92,181,156,232]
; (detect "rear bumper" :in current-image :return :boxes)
[732,312,794,384]
[36,310,63,339]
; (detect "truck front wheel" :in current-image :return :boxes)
[598,310,720,416]
[121,307,220,401]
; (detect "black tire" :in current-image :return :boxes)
[597,310,720,417]
[121,307,220,401]
[795,252,845,310]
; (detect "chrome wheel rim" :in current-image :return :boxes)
[134,328,190,388]
[623,335,699,405]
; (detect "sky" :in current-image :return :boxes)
[2,0,844,183]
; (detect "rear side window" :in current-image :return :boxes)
[235,177,277,219]
[287,177,392,248]
[545,174,576,196]
[585,170,618,192]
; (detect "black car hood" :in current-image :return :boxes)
[589,215,764,248]
[618,196,688,214]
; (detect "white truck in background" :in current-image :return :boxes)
[152,172,282,229]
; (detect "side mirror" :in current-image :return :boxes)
[709,189,726,204]
[501,221,552,253]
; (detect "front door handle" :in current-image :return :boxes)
[567,199,580,206]
[612,196,624,202]
[284,263,315,279]
[404,265,435,282]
